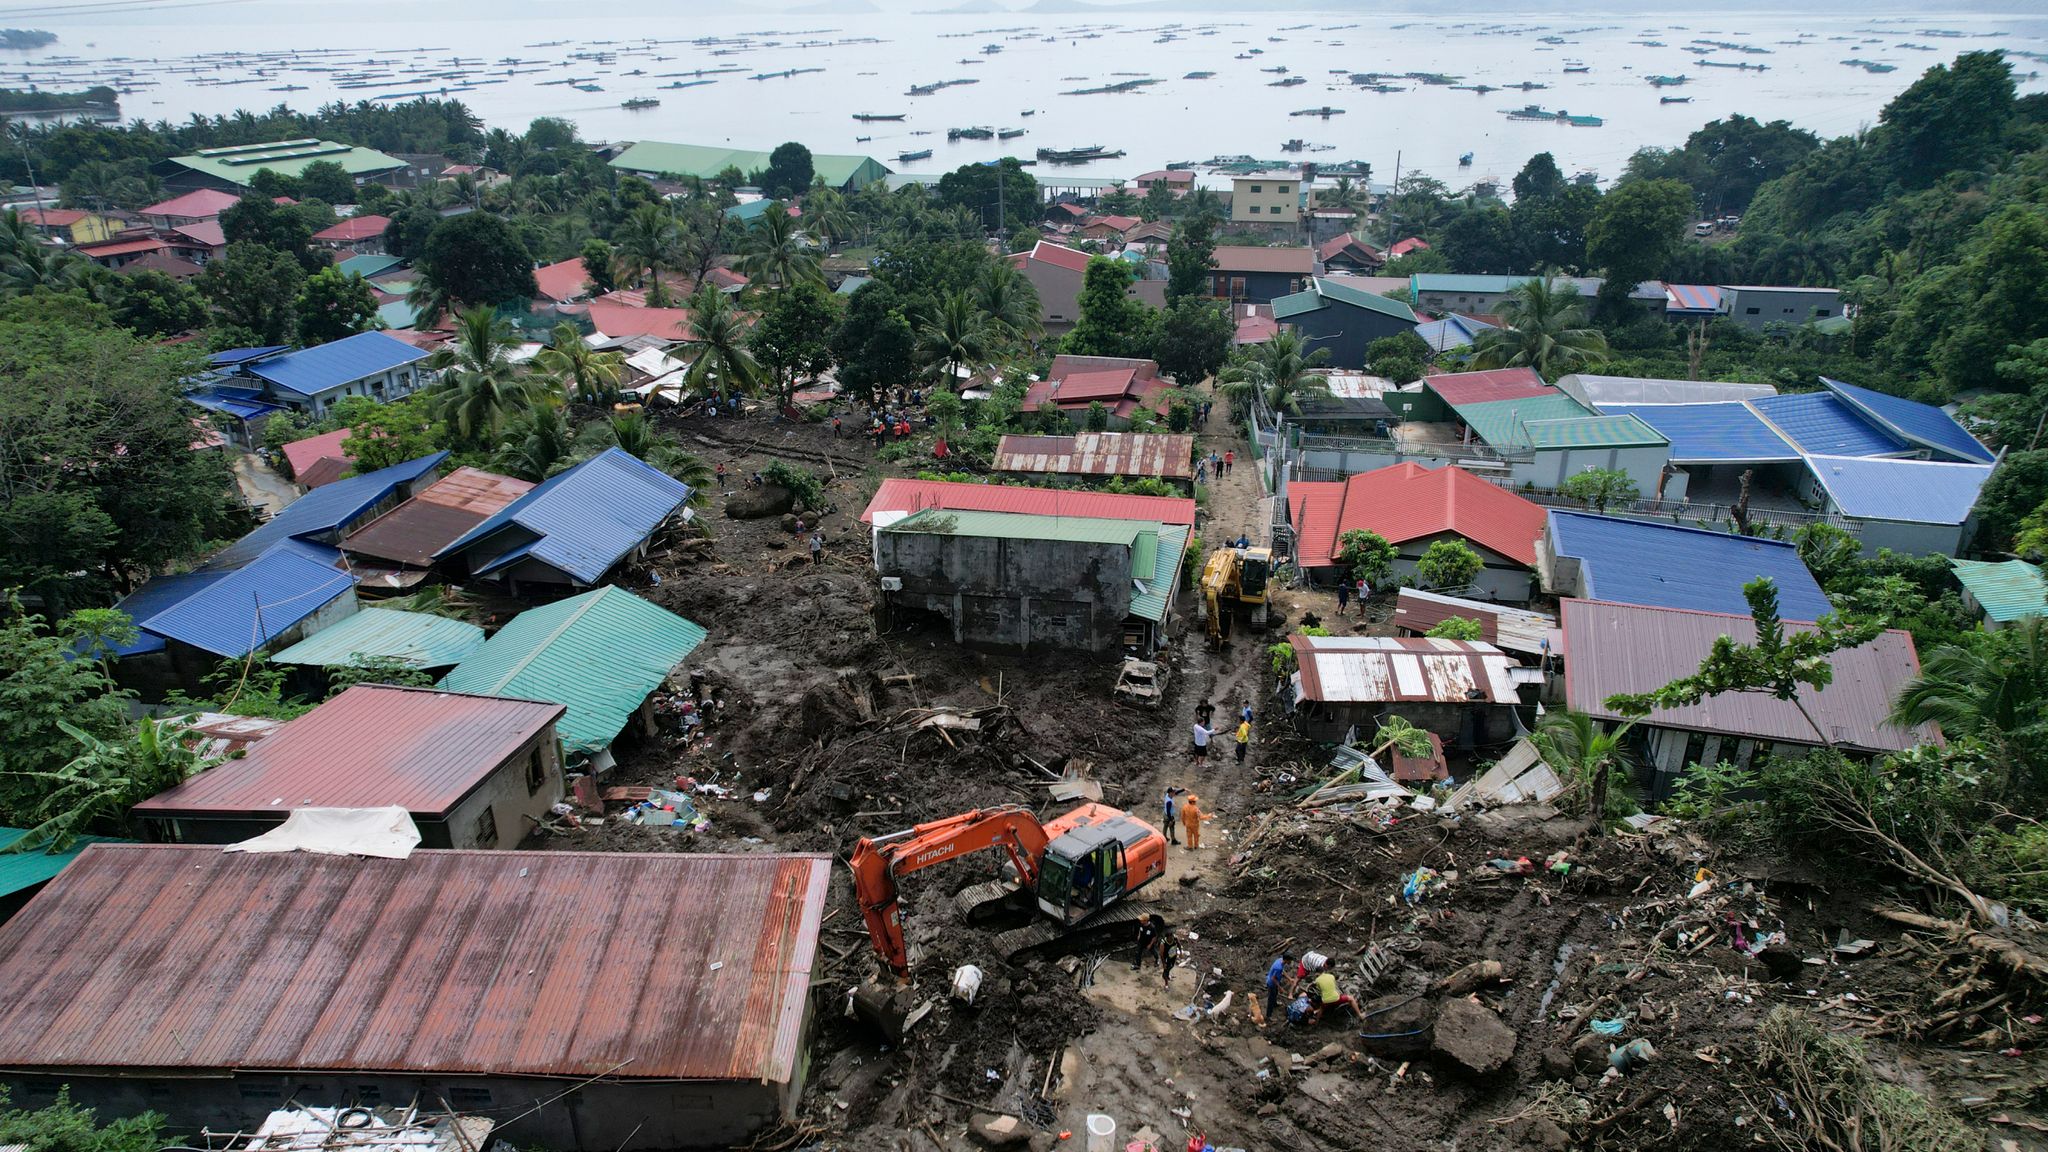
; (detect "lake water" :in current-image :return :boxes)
[9,2,2045,188]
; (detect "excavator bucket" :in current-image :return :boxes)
[851,977,932,1043]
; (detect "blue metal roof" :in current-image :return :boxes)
[1747,392,1905,458]
[1825,377,1996,464]
[107,571,222,656]
[140,544,357,658]
[209,345,289,367]
[185,389,286,421]
[1547,511,1832,619]
[436,447,691,586]
[1413,314,1494,352]
[247,331,428,398]
[1603,403,1800,464]
[1805,456,1995,525]
[207,452,447,571]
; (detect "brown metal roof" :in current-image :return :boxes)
[1290,634,1519,704]
[1559,598,1936,752]
[1392,589,1556,658]
[994,432,1196,480]
[341,467,534,568]
[0,846,830,1083]
[1211,245,1316,274]
[133,685,564,818]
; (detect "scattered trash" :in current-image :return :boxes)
[1608,1037,1656,1072]
[1589,1017,1627,1037]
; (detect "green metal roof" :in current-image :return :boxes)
[610,140,891,189]
[884,508,1157,546]
[439,586,707,756]
[337,253,403,278]
[1451,393,1593,448]
[168,139,406,187]
[1272,277,1418,323]
[0,829,128,899]
[270,608,486,669]
[1522,413,1668,450]
[1130,524,1190,623]
[1950,558,2048,624]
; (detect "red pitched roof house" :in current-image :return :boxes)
[1023,355,1178,424]
[532,257,593,303]
[139,188,242,227]
[115,250,205,281]
[279,427,356,489]
[861,477,1197,526]
[1133,170,1194,192]
[311,214,393,254]
[1389,236,1431,259]
[1287,461,1547,601]
[166,219,226,265]
[75,235,168,269]
[1078,214,1142,242]
[1318,234,1385,273]
[1009,241,1166,336]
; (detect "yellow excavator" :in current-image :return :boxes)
[1199,544,1272,644]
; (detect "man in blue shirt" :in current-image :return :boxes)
[1264,950,1293,1025]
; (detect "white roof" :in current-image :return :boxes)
[1556,373,1779,409]
[1292,635,1518,705]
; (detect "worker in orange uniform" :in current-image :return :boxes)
[1181,792,1214,849]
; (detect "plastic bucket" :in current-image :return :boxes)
[1086,1113,1116,1152]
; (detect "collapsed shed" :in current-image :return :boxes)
[1283,634,1524,747]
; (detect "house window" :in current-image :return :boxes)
[473,805,498,848]
[1249,184,1263,193]
[1278,184,1293,193]
[1745,307,1761,315]
[1229,277,1247,298]
[444,1085,493,1109]
[1814,308,1833,317]
[1247,205,1260,214]
[527,748,548,794]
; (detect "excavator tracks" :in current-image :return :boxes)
[953,879,1023,922]
[994,900,1150,962]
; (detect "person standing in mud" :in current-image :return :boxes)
[1162,786,1182,844]
[1181,793,1212,849]
[1133,913,1166,970]
[1190,720,1211,764]
[1234,716,1251,766]
[809,529,824,567]
[1264,950,1293,1025]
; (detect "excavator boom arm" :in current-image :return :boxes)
[851,807,1054,976]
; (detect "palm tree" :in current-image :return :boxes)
[1217,329,1331,417]
[494,403,575,482]
[0,210,86,297]
[804,182,854,251]
[974,263,1042,343]
[916,291,993,386]
[532,321,624,402]
[14,718,220,849]
[739,205,823,290]
[682,286,764,397]
[573,412,714,495]
[427,306,532,443]
[1182,186,1223,221]
[1468,276,1610,378]
[615,203,681,289]
[1317,176,1364,217]
[1532,710,1635,830]
[1891,619,2048,802]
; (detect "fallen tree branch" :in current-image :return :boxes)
[1869,906,2048,984]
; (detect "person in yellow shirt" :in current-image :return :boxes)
[1234,718,1251,766]
[1308,970,1361,1023]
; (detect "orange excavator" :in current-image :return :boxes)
[849,803,1168,1033]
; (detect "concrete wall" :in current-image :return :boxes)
[1209,269,1306,305]
[878,532,1134,651]
[2,1062,803,1150]
[1288,303,1415,369]
[1231,177,1299,223]
[1844,516,1966,559]
[1525,444,1672,500]
[296,365,423,419]
[1721,287,1840,332]
[1296,530,1534,603]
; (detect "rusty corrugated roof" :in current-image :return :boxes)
[0,845,830,1082]
[861,478,1196,526]
[994,432,1195,480]
[133,685,564,818]
[1392,589,1556,657]
[1290,634,1518,704]
[342,467,534,568]
[1559,598,1935,752]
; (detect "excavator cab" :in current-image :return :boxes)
[1238,547,1271,600]
[1036,817,1154,924]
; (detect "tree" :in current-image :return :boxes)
[294,266,381,345]
[915,290,992,388]
[426,306,530,443]
[494,403,575,482]
[1165,211,1216,301]
[1532,710,1635,828]
[1512,152,1567,203]
[11,714,221,848]
[1217,328,1330,416]
[1066,256,1157,358]
[0,298,233,604]
[1335,528,1395,587]
[1510,183,1600,271]
[974,261,1041,343]
[934,158,1038,235]
[1439,205,1520,275]
[1891,619,2048,803]
[1587,178,1693,314]
[218,194,324,272]
[1973,450,2048,552]
[761,142,814,200]
[0,599,133,830]
[1558,466,1639,513]
[1606,577,1885,747]
[580,237,619,296]
[201,240,305,345]
[340,394,443,473]
[575,412,712,486]
[1880,50,2016,189]
[614,203,681,288]
[1426,617,1484,641]
[298,159,357,204]
[832,282,917,403]
[108,268,205,339]
[417,212,538,318]
[1414,540,1482,593]
[1364,332,1430,384]
[1469,276,1609,377]
[1154,298,1234,387]
[1083,399,1110,431]
[739,204,823,289]
[532,320,624,402]
[1141,181,1174,222]
[683,285,764,396]
[752,280,841,408]
[0,1086,168,1150]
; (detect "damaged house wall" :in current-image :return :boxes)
[878,531,1134,652]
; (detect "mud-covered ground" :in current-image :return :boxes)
[521,404,2048,1152]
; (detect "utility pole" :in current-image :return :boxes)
[996,159,1006,251]
[1384,150,1401,251]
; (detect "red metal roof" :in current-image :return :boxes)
[1135,170,1194,184]
[1422,367,1554,407]
[1560,598,1936,752]
[295,455,352,489]
[531,257,592,303]
[76,236,167,258]
[1212,245,1315,274]
[1026,240,1092,274]
[16,206,90,227]
[171,220,226,248]
[994,432,1195,480]
[313,214,392,243]
[281,427,354,477]
[0,845,830,1082]
[1083,214,1141,232]
[1390,237,1430,257]
[1287,461,1546,567]
[132,685,565,818]
[117,251,204,280]
[862,478,1196,525]
[1052,368,1138,402]
[1318,234,1381,262]
[584,300,698,342]
[141,188,242,219]
[343,467,535,567]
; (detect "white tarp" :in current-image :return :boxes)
[224,807,423,859]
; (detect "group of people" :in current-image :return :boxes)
[1160,787,1212,849]
[1332,574,1371,617]
[1193,449,1236,484]
[1263,948,1361,1027]
[1131,912,1182,987]
[1189,700,1254,767]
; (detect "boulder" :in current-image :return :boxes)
[724,483,794,520]
[1433,959,1507,997]
[969,1112,1031,1149]
[1431,997,1517,1076]
[1355,993,1433,1057]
